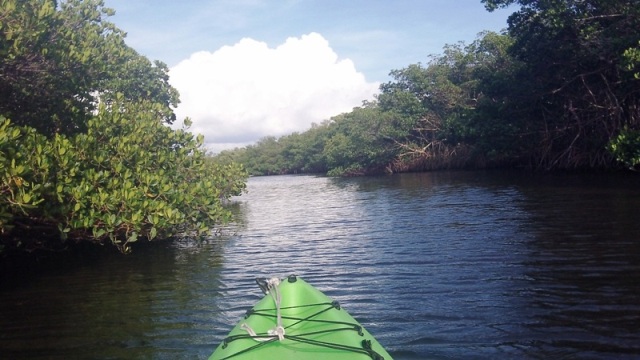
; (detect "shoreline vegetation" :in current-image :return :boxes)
[0,0,247,259]
[213,1,640,177]
[1,0,639,260]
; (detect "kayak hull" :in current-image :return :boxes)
[209,275,392,360]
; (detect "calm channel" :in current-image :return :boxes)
[1,171,639,359]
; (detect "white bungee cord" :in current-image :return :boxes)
[241,277,285,342]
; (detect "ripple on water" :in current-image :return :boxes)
[1,172,639,359]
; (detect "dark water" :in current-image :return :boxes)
[1,171,639,359]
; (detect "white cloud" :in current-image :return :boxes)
[169,32,379,152]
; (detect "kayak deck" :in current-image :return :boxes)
[209,275,392,359]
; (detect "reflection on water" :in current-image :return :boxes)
[1,171,639,359]
[0,241,227,359]
[517,174,640,359]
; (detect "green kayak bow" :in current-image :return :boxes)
[209,275,393,360]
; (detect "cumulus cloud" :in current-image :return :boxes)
[169,32,379,152]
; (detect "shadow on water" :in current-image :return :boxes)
[513,173,640,359]
[0,237,229,359]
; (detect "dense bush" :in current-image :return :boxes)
[1,100,247,253]
[0,0,247,254]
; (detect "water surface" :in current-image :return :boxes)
[1,171,639,359]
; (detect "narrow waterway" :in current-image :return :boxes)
[1,171,639,359]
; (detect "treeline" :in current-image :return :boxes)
[0,0,247,254]
[215,0,640,176]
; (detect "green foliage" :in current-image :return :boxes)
[60,99,246,250]
[376,34,522,169]
[623,41,640,79]
[608,127,640,170]
[215,122,332,176]
[0,0,238,254]
[322,104,398,174]
[482,0,640,169]
[0,118,50,234]
[451,32,532,163]
[214,103,400,176]
[0,0,179,136]
[1,102,247,253]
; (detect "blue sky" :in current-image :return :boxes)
[102,0,515,151]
